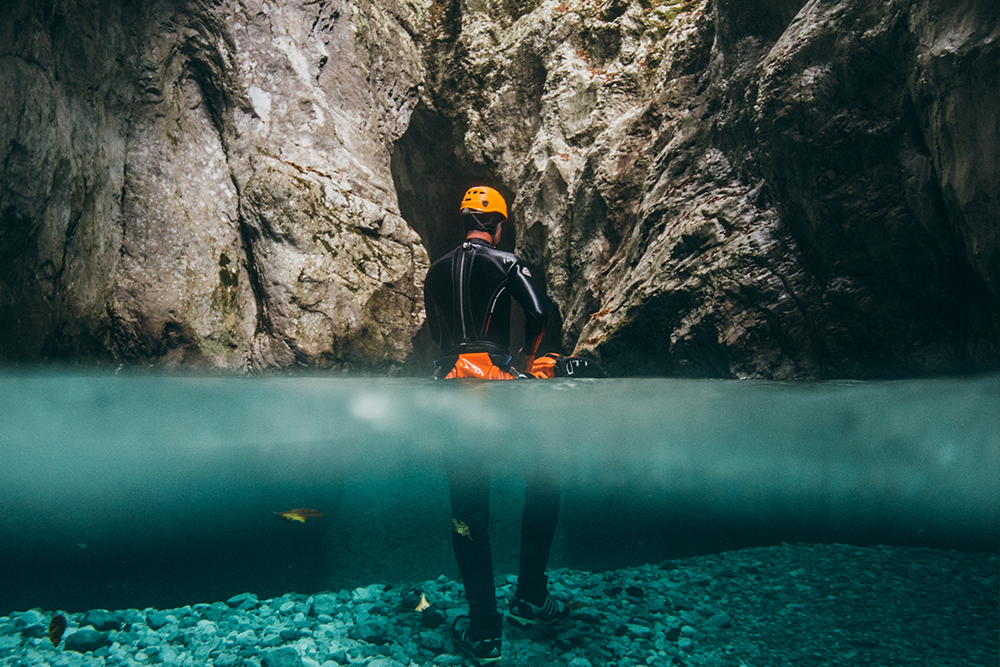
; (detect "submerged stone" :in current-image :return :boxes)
[64,628,111,653]
[83,609,124,631]
[310,594,340,617]
[261,646,303,667]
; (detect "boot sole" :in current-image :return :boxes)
[507,613,566,628]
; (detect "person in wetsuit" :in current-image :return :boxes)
[425,187,547,379]
[424,186,570,664]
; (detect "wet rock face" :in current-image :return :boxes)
[1,0,997,377]
[409,0,999,377]
[1,0,428,370]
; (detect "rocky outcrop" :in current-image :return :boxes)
[403,0,999,377]
[2,0,998,377]
[1,0,428,370]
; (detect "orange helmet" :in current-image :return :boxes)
[460,186,507,219]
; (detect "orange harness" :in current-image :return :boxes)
[443,353,520,380]
[442,352,561,380]
[527,354,558,379]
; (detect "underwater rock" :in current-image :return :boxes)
[349,617,393,645]
[20,623,47,639]
[145,609,172,630]
[82,609,123,632]
[214,654,243,667]
[703,612,732,629]
[227,592,261,611]
[13,610,44,629]
[310,593,341,617]
[260,646,303,667]
[199,601,233,623]
[367,659,408,667]
[63,627,111,653]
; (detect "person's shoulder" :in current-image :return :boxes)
[471,243,516,263]
[428,247,459,271]
[491,249,537,280]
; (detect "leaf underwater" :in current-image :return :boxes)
[275,508,324,523]
[452,518,472,540]
[49,614,66,647]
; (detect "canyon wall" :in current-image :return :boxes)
[402,0,999,377]
[1,0,997,377]
[1,0,428,370]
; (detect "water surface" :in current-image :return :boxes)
[1,372,996,614]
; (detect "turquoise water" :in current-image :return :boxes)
[1,372,997,614]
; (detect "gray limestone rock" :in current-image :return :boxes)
[403,0,999,378]
[1,0,997,377]
[1,0,427,371]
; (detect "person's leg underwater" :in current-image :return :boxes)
[446,443,503,663]
[509,457,571,627]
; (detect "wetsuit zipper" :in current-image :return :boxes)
[453,242,472,344]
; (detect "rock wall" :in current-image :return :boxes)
[407,0,999,378]
[1,0,428,370]
[1,0,998,377]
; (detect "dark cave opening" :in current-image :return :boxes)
[391,106,515,263]
[391,106,564,369]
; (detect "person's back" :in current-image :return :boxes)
[424,187,547,379]
[425,238,546,362]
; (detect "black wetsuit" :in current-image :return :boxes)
[425,236,559,642]
[424,237,547,364]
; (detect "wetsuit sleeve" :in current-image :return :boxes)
[425,294,441,346]
[423,263,443,347]
[507,261,548,356]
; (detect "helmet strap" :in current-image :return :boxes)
[462,211,501,236]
